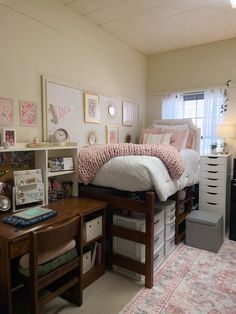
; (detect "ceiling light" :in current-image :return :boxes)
[230,0,236,8]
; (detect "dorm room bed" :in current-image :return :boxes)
[78,119,200,288]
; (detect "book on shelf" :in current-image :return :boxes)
[91,242,98,267]
[95,242,102,265]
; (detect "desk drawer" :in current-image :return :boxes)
[199,185,225,196]
[200,163,226,173]
[10,237,30,259]
[201,156,226,165]
[200,177,225,188]
[200,170,226,181]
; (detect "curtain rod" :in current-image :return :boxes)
[151,82,236,96]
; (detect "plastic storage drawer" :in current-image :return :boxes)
[83,216,102,242]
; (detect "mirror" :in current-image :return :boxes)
[108,105,116,117]
[88,133,97,145]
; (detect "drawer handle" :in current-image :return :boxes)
[170,240,175,244]
[207,164,217,166]
[97,221,100,224]
[171,225,175,230]
[207,171,217,174]
[207,192,217,195]
[156,219,160,223]
[207,178,218,181]
[170,215,175,220]
[207,185,217,188]
[207,202,218,205]
[156,237,159,241]
[156,254,159,258]
[89,225,92,228]
[207,157,218,159]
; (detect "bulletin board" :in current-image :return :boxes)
[42,76,139,146]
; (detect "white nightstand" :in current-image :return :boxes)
[199,154,231,235]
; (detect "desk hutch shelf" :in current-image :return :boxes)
[0,145,78,208]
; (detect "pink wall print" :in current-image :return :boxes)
[0,97,14,125]
[19,100,38,127]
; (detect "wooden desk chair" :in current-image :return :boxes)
[20,216,81,314]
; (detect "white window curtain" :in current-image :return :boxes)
[201,89,224,153]
[162,89,225,154]
[162,93,184,119]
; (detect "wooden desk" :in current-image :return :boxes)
[0,197,107,314]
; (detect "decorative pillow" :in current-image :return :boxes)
[143,133,172,145]
[186,128,195,149]
[139,128,162,144]
[19,248,78,278]
[19,239,76,268]
[161,128,189,149]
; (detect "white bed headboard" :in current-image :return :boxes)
[149,118,201,153]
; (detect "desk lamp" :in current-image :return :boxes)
[216,124,235,154]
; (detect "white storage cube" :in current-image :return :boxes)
[165,234,175,256]
[83,216,102,242]
[83,250,92,274]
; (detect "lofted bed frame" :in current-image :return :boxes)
[79,119,200,288]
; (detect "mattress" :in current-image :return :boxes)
[91,149,199,201]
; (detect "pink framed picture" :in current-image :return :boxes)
[19,100,38,127]
[106,125,118,144]
[2,128,16,146]
[84,92,100,124]
[0,97,14,125]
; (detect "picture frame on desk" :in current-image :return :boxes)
[1,128,16,147]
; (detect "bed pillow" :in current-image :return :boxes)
[19,239,76,268]
[186,128,195,149]
[143,133,172,145]
[139,127,162,144]
[161,128,189,149]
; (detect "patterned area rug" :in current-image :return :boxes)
[121,239,236,314]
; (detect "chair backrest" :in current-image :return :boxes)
[28,215,81,313]
[33,215,79,257]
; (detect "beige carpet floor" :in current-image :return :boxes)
[13,270,142,314]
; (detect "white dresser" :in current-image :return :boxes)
[199,154,231,234]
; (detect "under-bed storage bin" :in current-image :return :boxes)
[113,243,165,281]
[186,210,223,253]
[83,216,102,242]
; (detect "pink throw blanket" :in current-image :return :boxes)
[77,144,184,185]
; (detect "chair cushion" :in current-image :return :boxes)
[19,247,78,277]
[19,239,76,268]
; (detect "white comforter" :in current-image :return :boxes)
[91,149,199,201]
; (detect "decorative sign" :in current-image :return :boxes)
[19,100,38,127]
[0,97,14,125]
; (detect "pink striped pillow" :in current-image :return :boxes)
[139,128,162,144]
[186,128,195,148]
[161,128,189,149]
[143,133,172,144]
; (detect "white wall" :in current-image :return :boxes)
[0,0,146,143]
[147,38,236,152]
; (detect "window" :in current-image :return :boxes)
[162,89,225,153]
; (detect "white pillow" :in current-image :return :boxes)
[152,123,189,130]
[143,133,172,144]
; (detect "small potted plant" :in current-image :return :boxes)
[210,142,218,154]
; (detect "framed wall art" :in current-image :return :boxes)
[0,97,14,125]
[122,101,134,126]
[19,100,38,127]
[106,125,118,144]
[84,92,100,124]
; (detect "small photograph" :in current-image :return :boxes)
[106,125,119,144]
[122,101,134,127]
[84,92,100,123]
[3,128,16,146]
